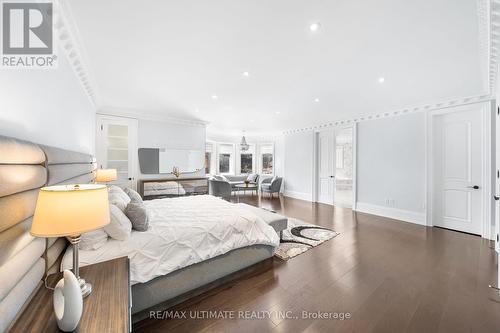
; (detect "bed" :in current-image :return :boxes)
[0,134,287,330]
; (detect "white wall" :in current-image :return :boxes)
[0,49,95,154]
[138,119,206,179]
[282,131,314,201]
[356,113,426,221]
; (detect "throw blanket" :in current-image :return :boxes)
[62,195,279,284]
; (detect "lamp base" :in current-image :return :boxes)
[78,278,92,298]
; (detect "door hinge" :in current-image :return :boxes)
[497,106,499,115]
[100,124,103,130]
[497,234,499,242]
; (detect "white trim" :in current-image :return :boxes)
[284,190,313,202]
[356,203,427,226]
[425,101,493,239]
[99,107,208,127]
[56,0,100,107]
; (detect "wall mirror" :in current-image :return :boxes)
[138,148,204,174]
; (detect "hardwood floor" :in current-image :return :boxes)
[134,194,500,333]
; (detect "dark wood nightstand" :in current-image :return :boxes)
[9,257,131,333]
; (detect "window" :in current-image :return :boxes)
[217,143,234,174]
[260,144,274,175]
[219,154,230,173]
[205,142,215,175]
[240,153,253,173]
[205,152,212,174]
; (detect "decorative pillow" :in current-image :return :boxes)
[213,175,223,181]
[220,175,229,182]
[80,229,108,250]
[105,204,132,240]
[246,173,258,182]
[124,187,143,203]
[108,186,131,212]
[125,201,149,231]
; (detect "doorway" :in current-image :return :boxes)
[316,126,355,207]
[429,105,491,236]
[96,114,138,189]
[334,127,354,208]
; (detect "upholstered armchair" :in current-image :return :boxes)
[209,179,232,200]
[260,177,283,198]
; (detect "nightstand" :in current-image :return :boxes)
[9,257,131,333]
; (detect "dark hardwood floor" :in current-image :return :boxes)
[134,194,500,333]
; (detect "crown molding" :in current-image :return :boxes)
[488,0,500,93]
[55,0,100,108]
[282,94,493,135]
[98,106,209,127]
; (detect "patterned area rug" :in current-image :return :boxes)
[275,217,339,260]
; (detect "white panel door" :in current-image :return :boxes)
[317,130,335,205]
[96,115,138,189]
[433,109,482,235]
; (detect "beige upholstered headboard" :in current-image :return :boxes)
[0,135,95,332]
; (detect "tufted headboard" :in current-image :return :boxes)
[0,135,95,332]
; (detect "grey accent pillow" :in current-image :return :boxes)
[124,187,143,203]
[105,204,132,240]
[80,229,108,250]
[125,201,149,231]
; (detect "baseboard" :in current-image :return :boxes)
[355,202,426,226]
[283,190,313,202]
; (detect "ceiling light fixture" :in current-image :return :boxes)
[378,77,385,83]
[211,95,218,100]
[240,131,249,151]
[309,22,321,32]
[314,98,320,103]
[242,71,250,77]
[275,111,281,115]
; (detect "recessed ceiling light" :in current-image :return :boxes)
[314,98,320,103]
[275,111,281,115]
[309,22,321,32]
[211,95,218,100]
[195,109,200,113]
[378,77,385,83]
[242,71,250,77]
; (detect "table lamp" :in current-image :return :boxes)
[95,168,117,183]
[31,184,110,297]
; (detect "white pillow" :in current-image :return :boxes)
[246,173,258,182]
[104,204,132,240]
[124,187,143,202]
[108,186,131,212]
[80,229,108,250]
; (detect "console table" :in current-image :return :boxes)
[10,257,131,333]
[138,177,208,199]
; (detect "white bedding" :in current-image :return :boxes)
[61,195,279,284]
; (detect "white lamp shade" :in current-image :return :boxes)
[31,184,110,237]
[95,169,117,183]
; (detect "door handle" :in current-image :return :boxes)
[467,185,480,190]
[494,196,499,201]
[330,176,335,178]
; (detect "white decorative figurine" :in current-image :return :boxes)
[53,270,83,332]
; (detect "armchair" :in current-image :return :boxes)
[209,179,232,200]
[260,177,283,198]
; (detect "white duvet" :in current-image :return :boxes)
[61,195,280,284]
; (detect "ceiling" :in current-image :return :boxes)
[68,0,488,135]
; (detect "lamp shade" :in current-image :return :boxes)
[95,169,117,183]
[30,184,110,237]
